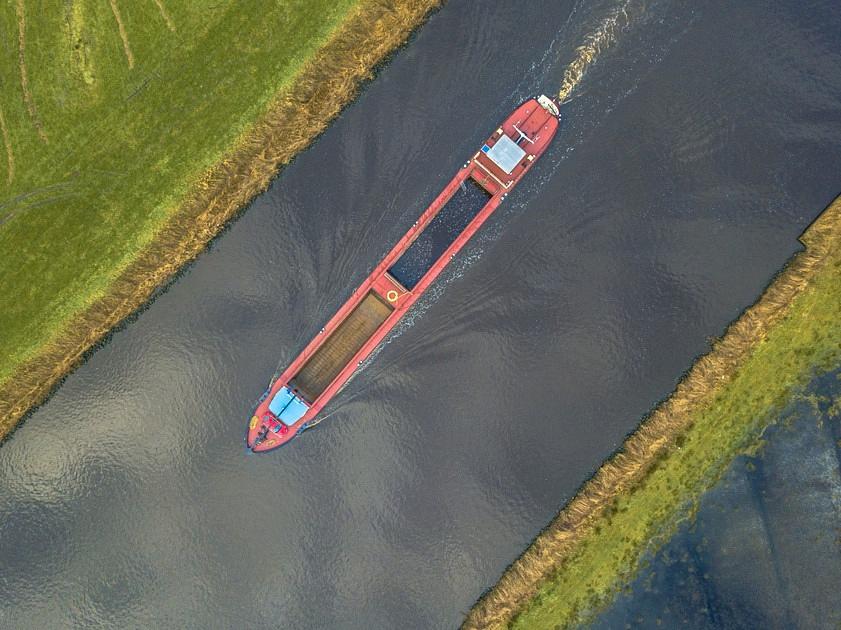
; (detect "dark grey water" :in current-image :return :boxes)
[592,366,841,629]
[2,0,841,627]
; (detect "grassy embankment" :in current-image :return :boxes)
[464,195,841,629]
[0,0,441,437]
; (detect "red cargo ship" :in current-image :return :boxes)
[247,95,561,452]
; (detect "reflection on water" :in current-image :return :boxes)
[2,0,841,627]
[593,366,841,629]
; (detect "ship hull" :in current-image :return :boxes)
[247,97,560,452]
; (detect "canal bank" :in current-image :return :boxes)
[464,194,841,628]
[0,0,440,439]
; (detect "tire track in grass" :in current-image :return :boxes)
[463,195,841,628]
[152,0,176,32]
[0,107,13,185]
[109,0,135,69]
[15,0,48,143]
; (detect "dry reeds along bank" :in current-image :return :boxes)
[0,0,442,440]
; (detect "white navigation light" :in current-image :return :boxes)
[485,135,526,174]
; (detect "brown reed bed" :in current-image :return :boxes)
[463,194,841,629]
[0,0,441,441]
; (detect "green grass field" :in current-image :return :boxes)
[510,235,841,627]
[0,0,359,386]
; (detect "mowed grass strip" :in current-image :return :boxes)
[0,0,358,386]
[464,197,841,629]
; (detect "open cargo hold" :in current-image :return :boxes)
[247,96,560,452]
[388,180,492,290]
[291,291,393,402]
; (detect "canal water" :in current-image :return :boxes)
[2,0,841,627]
